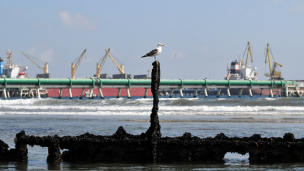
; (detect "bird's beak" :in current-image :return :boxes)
[162,44,165,46]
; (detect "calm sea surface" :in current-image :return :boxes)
[1,95,304,170]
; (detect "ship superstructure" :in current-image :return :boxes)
[225,42,257,80]
[225,59,257,80]
[1,50,29,78]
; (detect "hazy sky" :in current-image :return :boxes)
[1,0,303,80]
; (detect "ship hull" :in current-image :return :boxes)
[46,88,153,97]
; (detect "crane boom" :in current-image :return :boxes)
[105,48,124,74]
[6,50,13,67]
[264,43,283,79]
[74,49,86,71]
[71,49,86,78]
[21,52,48,74]
[265,43,272,73]
[96,48,110,78]
[274,62,282,67]
[245,42,253,66]
[95,48,124,77]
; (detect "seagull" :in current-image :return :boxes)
[141,43,164,61]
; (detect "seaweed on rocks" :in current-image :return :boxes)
[3,128,304,163]
[14,131,28,161]
[0,139,9,161]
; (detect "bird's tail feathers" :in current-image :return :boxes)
[141,55,147,58]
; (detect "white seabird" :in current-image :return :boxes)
[141,43,165,61]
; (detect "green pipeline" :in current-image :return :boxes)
[0,78,297,87]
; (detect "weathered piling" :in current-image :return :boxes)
[46,136,62,162]
[14,131,28,161]
[145,60,162,139]
[144,61,162,162]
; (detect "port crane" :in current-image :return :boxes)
[6,50,13,67]
[21,52,49,74]
[96,48,124,78]
[71,49,86,79]
[242,41,253,66]
[264,43,283,80]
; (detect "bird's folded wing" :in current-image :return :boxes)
[145,49,158,56]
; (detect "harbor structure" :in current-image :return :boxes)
[71,49,86,79]
[225,42,257,81]
[0,42,297,98]
[1,49,151,97]
[21,52,50,78]
[2,50,28,79]
[0,78,303,99]
[264,43,283,80]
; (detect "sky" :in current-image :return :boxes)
[0,0,304,80]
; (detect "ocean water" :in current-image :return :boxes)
[1,95,304,170]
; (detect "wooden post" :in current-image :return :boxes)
[46,139,62,163]
[14,131,28,161]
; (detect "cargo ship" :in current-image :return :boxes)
[222,59,283,96]
[0,43,293,98]
[159,42,285,97]
[222,42,284,96]
[0,51,48,97]
[223,58,261,95]
[47,48,153,98]
[0,50,152,98]
[1,50,29,79]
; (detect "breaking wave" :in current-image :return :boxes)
[1,97,304,116]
